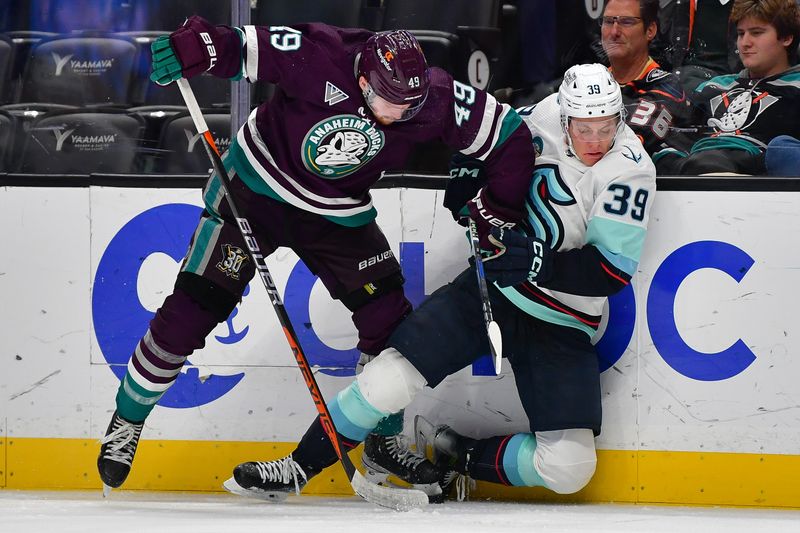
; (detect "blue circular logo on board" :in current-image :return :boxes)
[93,203,245,408]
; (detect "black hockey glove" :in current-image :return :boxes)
[484,228,553,287]
[443,154,487,225]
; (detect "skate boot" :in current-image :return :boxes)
[97,410,144,494]
[362,433,444,503]
[414,415,475,501]
[223,455,310,501]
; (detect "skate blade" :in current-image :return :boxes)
[102,483,113,498]
[222,476,291,502]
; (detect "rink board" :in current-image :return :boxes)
[2,184,800,507]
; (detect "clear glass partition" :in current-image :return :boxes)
[0,1,792,177]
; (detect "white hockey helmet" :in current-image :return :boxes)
[558,63,625,150]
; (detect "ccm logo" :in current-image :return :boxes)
[200,32,218,70]
[527,240,545,283]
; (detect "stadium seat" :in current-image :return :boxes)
[3,31,57,104]
[0,102,78,171]
[17,108,145,173]
[0,4,28,32]
[253,0,364,28]
[121,0,232,32]
[128,104,188,173]
[119,31,169,107]
[32,0,120,33]
[145,72,231,108]
[0,34,12,104]
[251,0,372,106]
[0,109,15,171]
[407,30,459,72]
[19,33,138,106]
[155,110,232,173]
[382,0,499,33]
[118,31,231,108]
[381,0,502,92]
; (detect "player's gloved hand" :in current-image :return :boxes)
[150,35,183,86]
[443,154,487,224]
[465,188,518,260]
[150,16,241,85]
[484,227,553,287]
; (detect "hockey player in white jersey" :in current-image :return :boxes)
[228,63,656,500]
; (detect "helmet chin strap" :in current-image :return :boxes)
[361,83,381,119]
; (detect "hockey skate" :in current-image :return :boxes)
[97,410,144,496]
[414,415,475,501]
[361,433,444,503]
[223,455,309,501]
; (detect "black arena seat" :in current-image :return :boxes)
[155,110,232,173]
[253,0,364,28]
[18,108,145,173]
[0,109,15,171]
[381,0,502,92]
[119,31,231,108]
[19,34,138,106]
[0,34,13,104]
[123,0,232,32]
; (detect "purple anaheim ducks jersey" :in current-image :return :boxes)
[618,59,694,158]
[215,23,535,226]
[690,64,800,153]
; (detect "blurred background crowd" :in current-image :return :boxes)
[1,0,799,177]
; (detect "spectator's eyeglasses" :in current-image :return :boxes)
[600,16,643,28]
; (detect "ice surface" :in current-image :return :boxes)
[1,490,798,533]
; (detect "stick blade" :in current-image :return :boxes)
[487,320,503,374]
[351,469,429,511]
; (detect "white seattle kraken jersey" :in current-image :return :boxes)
[507,93,657,336]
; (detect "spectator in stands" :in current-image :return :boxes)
[600,0,694,164]
[657,0,740,92]
[657,0,800,176]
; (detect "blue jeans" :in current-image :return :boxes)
[765,135,800,177]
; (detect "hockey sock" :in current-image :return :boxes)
[465,433,546,487]
[372,411,404,436]
[292,415,359,476]
[328,381,391,442]
[115,289,219,423]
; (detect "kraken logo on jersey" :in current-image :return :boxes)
[301,114,385,179]
[526,164,576,250]
[707,88,779,133]
[532,136,544,157]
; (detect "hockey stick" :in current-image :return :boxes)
[468,219,503,374]
[176,78,427,511]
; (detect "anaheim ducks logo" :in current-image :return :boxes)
[301,114,385,178]
[707,88,778,133]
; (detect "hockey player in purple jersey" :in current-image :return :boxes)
[96,16,536,499]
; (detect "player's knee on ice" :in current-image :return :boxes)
[533,429,597,494]
[357,347,427,413]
